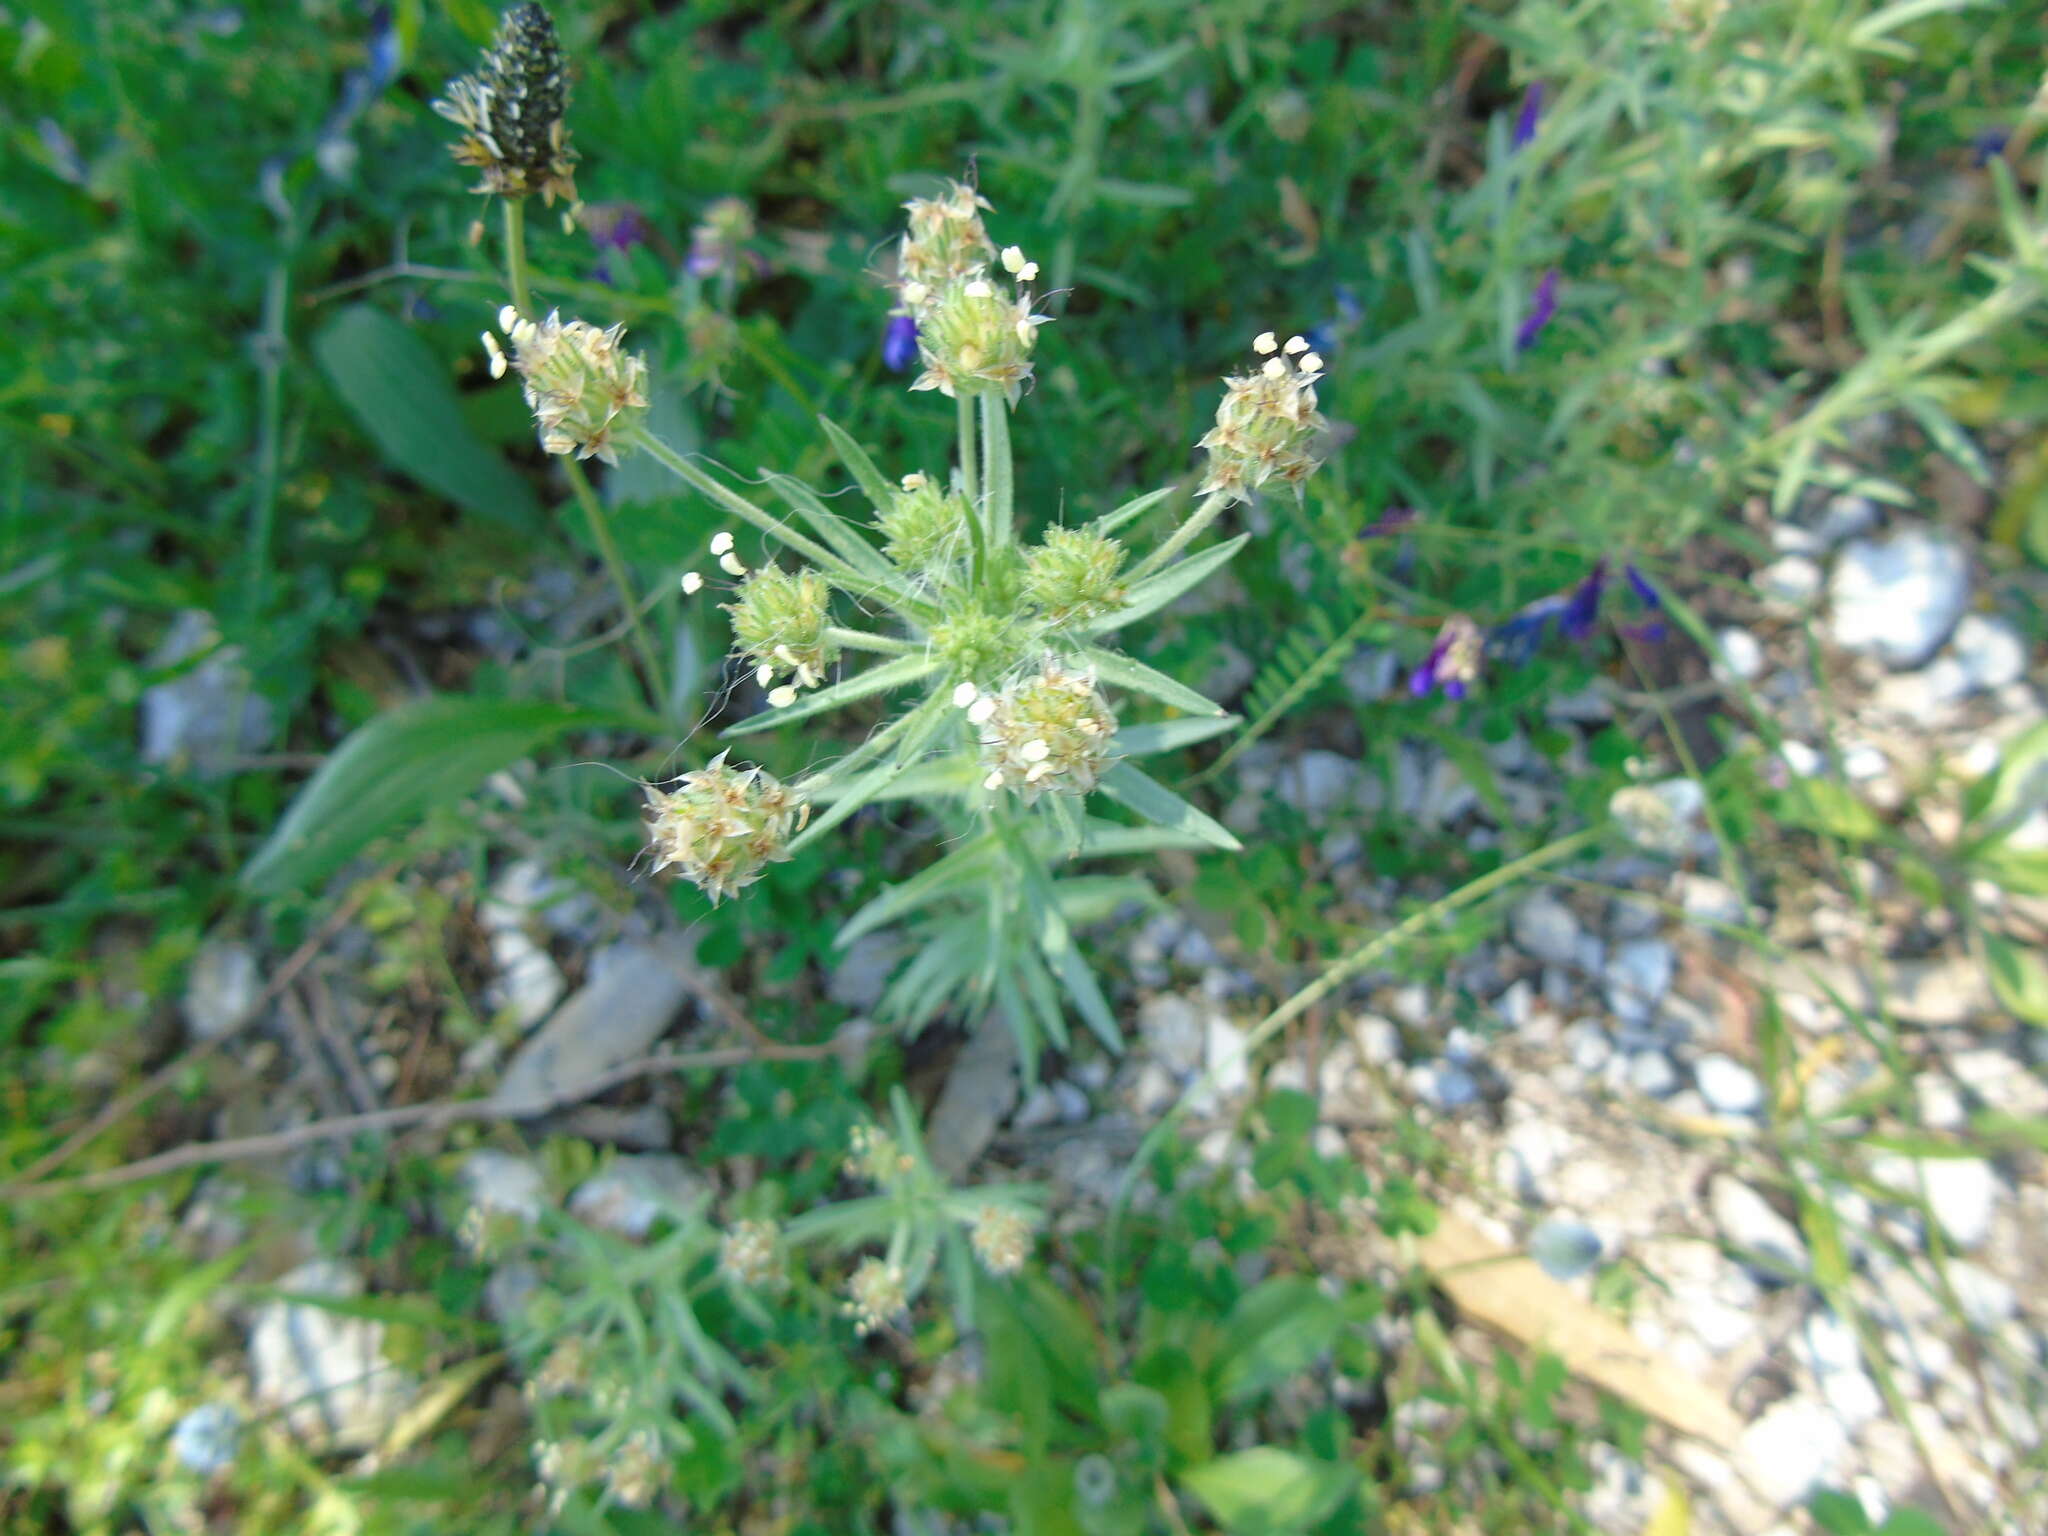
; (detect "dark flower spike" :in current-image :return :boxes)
[1512,83,1545,151]
[432,3,578,205]
[1514,269,1560,353]
[1559,558,1608,640]
[882,314,919,373]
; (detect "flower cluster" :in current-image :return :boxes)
[723,563,838,701]
[844,1257,909,1336]
[643,754,807,902]
[897,181,995,290]
[1197,331,1328,502]
[890,184,1049,403]
[606,1429,664,1509]
[876,471,974,576]
[432,3,578,204]
[717,1218,785,1290]
[967,1205,1032,1276]
[970,663,1116,802]
[485,307,648,464]
[1023,525,1128,626]
[844,1124,910,1186]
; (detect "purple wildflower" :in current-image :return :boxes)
[1559,559,1608,640]
[1619,562,1666,642]
[1973,129,2010,167]
[1491,595,1565,665]
[1512,83,1545,151]
[882,314,919,373]
[1514,269,1560,353]
[584,203,651,286]
[1410,614,1483,701]
[1360,506,1420,539]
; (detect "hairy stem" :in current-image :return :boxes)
[956,391,980,514]
[1128,490,1232,582]
[979,391,1014,548]
[502,197,534,317]
[628,428,847,575]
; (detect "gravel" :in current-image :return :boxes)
[1827,530,1969,669]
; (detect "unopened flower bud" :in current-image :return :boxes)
[1023,525,1128,626]
[844,1257,909,1336]
[844,1123,909,1186]
[605,1429,662,1509]
[644,753,807,902]
[876,474,975,576]
[1197,332,1329,503]
[493,310,648,464]
[909,275,1047,403]
[980,662,1116,802]
[432,4,578,205]
[724,565,838,690]
[718,1218,785,1289]
[898,180,995,291]
[968,1204,1032,1276]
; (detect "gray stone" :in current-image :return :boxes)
[1274,750,1362,822]
[1947,1261,2017,1330]
[1628,1050,1679,1098]
[1494,978,1535,1029]
[1528,1218,1604,1280]
[827,934,901,1012]
[925,1013,1020,1177]
[1545,684,1613,724]
[1139,993,1205,1077]
[1947,613,2028,695]
[140,610,277,778]
[1676,873,1746,929]
[248,1260,414,1451]
[1739,1397,1849,1507]
[478,863,567,1031]
[1350,1014,1402,1066]
[183,939,262,1043]
[1187,1008,1252,1114]
[1711,626,1764,684]
[1341,646,1398,702]
[461,1150,547,1227]
[1797,1308,1862,1376]
[1814,493,1879,547]
[1410,1060,1479,1111]
[1052,1081,1091,1123]
[1709,1174,1808,1282]
[493,939,697,1114]
[1828,531,1970,669]
[1011,1085,1062,1130]
[1510,891,1582,967]
[1758,555,1823,607]
[1870,1154,1999,1251]
[1820,1368,1884,1431]
[569,1153,706,1239]
[171,1403,241,1475]
[1604,938,1675,1028]
[1564,1020,1613,1073]
[1498,1116,1569,1201]
[1694,1053,1764,1116]
[1607,892,1664,940]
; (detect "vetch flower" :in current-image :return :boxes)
[1197,332,1329,503]
[581,202,650,286]
[979,662,1116,802]
[844,1257,909,1336]
[881,313,919,373]
[968,1204,1032,1276]
[1512,82,1545,151]
[1514,269,1560,353]
[1358,505,1419,539]
[1620,562,1667,642]
[643,754,807,902]
[724,564,839,695]
[1409,614,1483,700]
[1559,559,1609,640]
[490,308,649,464]
[1023,524,1128,625]
[432,3,578,205]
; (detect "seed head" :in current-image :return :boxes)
[899,180,995,291]
[718,1218,785,1290]
[1198,332,1329,503]
[968,1204,1032,1276]
[929,606,1016,682]
[492,309,648,464]
[980,662,1116,803]
[909,274,1048,404]
[643,754,807,903]
[432,4,578,204]
[724,565,838,691]
[530,1337,591,1398]
[844,1124,910,1186]
[1023,525,1128,626]
[876,473,976,576]
[605,1429,663,1509]
[844,1257,909,1336]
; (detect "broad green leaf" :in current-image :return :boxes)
[1081,646,1226,717]
[1097,761,1241,852]
[1114,714,1241,757]
[1134,1347,1213,1467]
[242,697,612,896]
[1983,932,2048,1024]
[1100,1383,1169,1462]
[313,305,540,529]
[1181,1448,1357,1535]
[1084,535,1249,634]
[722,653,938,735]
[1215,1278,1344,1401]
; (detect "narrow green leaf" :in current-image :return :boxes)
[816,414,897,514]
[1081,646,1226,717]
[1089,484,1179,537]
[838,835,1000,945]
[242,697,613,896]
[1097,761,1241,852]
[1076,822,1222,858]
[1984,932,2048,1024]
[1902,393,1990,487]
[1012,837,1122,1052]
[1113,715,1241,757]
[313,306,540,529]
[764,471,902,587]
[722,653,938,735]
[1084,534,1249,635]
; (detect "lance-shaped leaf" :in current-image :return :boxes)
[816,415,898,517]
[722,653,938,735]
[1083,534,1248,634]
[1081,646,1226,717]
[1088,484,1178,537]
[1113,714,1241,757]
[1013,843,1121,1052]
[763,470,903,590]
[1075,820,1222,858]
[1096,760,1241,852]
[788,698,950,853]
[838,835,1001,946]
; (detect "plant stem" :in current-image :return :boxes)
[626,428,847,575]
[979,391,1013,547]
[1101,824,1603,1319]
[243,260,288,621]
[500,200,662,707]
[956,392,980,513]
[1128,490,1232,582]
[825,626,917,654]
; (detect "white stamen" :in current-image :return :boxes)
[1252,331,1279,354]
[719,552,748,577]
[709,530,734,555]
[983,770,1005,791]
[680,571,704,594]
[1019,739,1051,763]
[1299,352,1325,375]
[482,333,507,379]
[499,304,519,332]
[755,663,774,687]
[902,472,927,491]
[767,685,798,708]
[1262,357,1287,380]
[967,697,997,724]
[1283,334,1309,354]
[963,278,994,300]
[1025,762,1051,783]
[952,682,979,708]
[1001,246,1026,274]
[1017,262,1039,283]
[773,643,798,666]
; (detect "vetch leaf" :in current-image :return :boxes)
[1097,761,1241,852]
[313,305,540,529]
[1182,1448,1357,1535]
[242,697,614,896]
